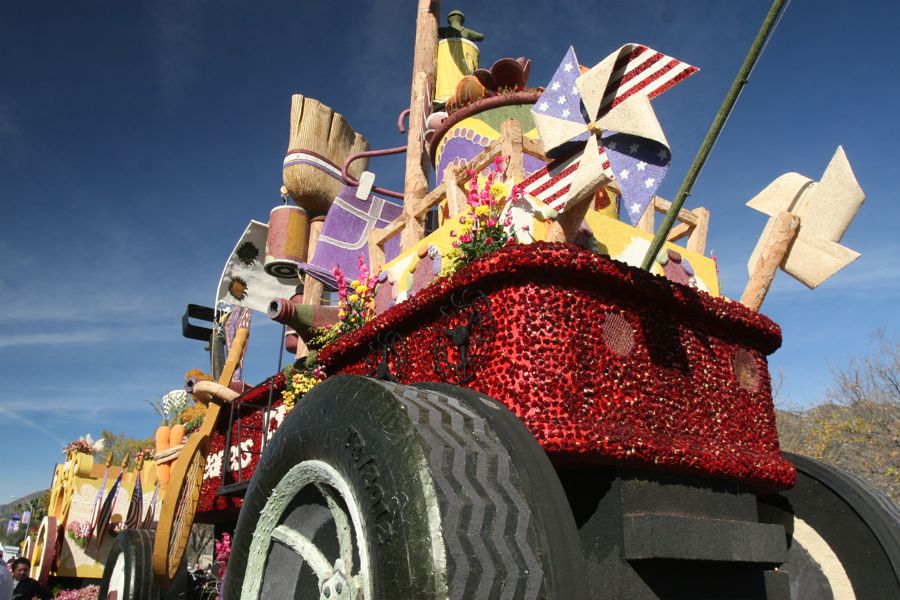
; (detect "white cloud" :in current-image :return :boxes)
[0,405,66,446]
[0,326,175,350]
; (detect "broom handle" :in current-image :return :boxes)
[640,0,787,270]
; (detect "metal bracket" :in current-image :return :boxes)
[365,330,408,382]
[432,289,493,383]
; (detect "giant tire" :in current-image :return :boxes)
[100,529,187,600]
[759,452,900,599]
[224,375,587,599]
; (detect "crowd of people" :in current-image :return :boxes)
[0,552,52,600]
[0,550,215,599]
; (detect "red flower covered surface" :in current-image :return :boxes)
[319,243,795,492]
[198,374,286,515]
[198,242,795,515]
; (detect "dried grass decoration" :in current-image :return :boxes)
[282,95,369,214]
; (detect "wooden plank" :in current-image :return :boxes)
[653,196,699,226]
[666,222,693,242]
[368,229,386,275]
[443,164,466,218]
[522,136,545,160]
[501,119,524,181]
[686,207,710,254]
[466,139,503,176]
[413,181,447,219]
[546,196,592,243]
[373,215,406,245]
[411,140,502,219]
[636,200,655,234]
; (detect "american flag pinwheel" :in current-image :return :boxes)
[526,45,697,225]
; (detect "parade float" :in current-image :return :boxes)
[96,1,898,599]
[28,438,162,589]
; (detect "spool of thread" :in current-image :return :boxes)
[265,205,309,278]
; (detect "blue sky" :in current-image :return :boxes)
[1,1,897,500]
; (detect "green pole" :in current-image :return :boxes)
[640,0,787,270]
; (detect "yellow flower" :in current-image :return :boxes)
[348,293,359,302]
[490,182,506,198]
[355,284,368,295]
[350,279,360,288]
[475,205,490,217]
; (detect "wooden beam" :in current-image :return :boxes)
[372,215,406,246]
[652,196,699,226]
[400,0,439,253]
[636,201,655,234]
[368,228,386,275]
[686,207,710,255]
[546,197,591,243]
[666,222,693,242]
[443,164,466,218]
[413,181,447,219]
[500,119,524,181]
[522,136,545,159]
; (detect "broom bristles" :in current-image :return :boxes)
[284,94,370,215]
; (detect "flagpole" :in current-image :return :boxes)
[640,0,788,270]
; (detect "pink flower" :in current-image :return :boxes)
[356,255,368,282]
[485,237,494,245]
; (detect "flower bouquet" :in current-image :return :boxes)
[65,520,92,550]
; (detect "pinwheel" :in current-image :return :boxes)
[527,45,697,225]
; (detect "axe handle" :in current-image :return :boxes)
[740,211,799,311]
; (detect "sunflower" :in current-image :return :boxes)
[228,276,249,300]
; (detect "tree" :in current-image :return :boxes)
[98,429,155,464]
[187,523,215,567]
[777,331,899,502]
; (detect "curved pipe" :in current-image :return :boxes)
[186,379,240,405]
[397,108,411,134]
[341,146,408,199]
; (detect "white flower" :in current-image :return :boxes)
[161,390,189,417]
[229,440,255,471]
[204,451,223,480]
